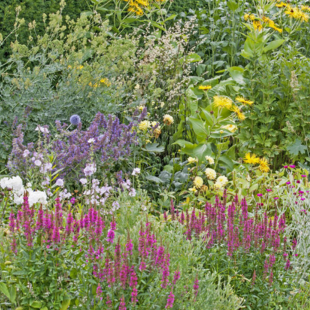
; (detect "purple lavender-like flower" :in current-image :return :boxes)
[70,114,81,126]
[131,287,138,305]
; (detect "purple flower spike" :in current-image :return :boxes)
[257,193,263,197]
[301,175,307,178]
[286,182,291,185]
[284,165,288,168]
[266,189,272,192]
[274,197,279,200]
[289,165,296,168]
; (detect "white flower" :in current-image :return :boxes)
[55,179,64,187]
[26,182,32,188]
[35,125,49,134]
[0,176,23,192]
[80,178,88,185]
[40,163,52,173]
[13,193,24,205]
[132,168,141,176]
[28,189,47,207]
[188,157,198,164]
[59,189,71,200]
[23,150,30,158]
[88,138,95,144]
[129,188,136,197]
[112,201,120,211]
[216,175,228,186]
[193,176,203,188]
[205,156,214,165]
[84,163,96,176]
[34,159,42,167]
[205,168,216,180]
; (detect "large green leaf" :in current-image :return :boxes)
[287,139,307,156]
[61,300,71,310]
[219,155,235,171]
[188,117,209,142]
[263,39,285,53]
[200,108,214,127]
[176,142,212,162]
[228,66,245,85]
[142,143,164,153]
[186,87,199,115]
[145,175,164,184]
[0,283,11,302]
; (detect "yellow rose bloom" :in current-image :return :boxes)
[205,168,216,180]
[188,157,198,164]
[193,176,203,188]
[163,114,174,126]
[139,121,150,131]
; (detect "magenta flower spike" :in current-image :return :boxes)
[165,291,175,309]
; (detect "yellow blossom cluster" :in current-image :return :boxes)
[138,120,162,139]
[243,153,270,173]
[244,13,283,32]
[89,78,111,88]
[123,0,165,16]
[276,2,309,22]
[213,95,253,121]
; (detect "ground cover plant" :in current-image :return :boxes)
[1,0,310,309]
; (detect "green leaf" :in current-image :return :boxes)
[228,67,245,85]
[145,175,164,184]
[188,117,209,142]
[178,143,212,162]
[218,155,235,171]
[0,283,11,301]
[61,300,71,310]
[40,308,48,310]
[200,108,213,127]
[142,143,164,153]
[30,301,42,308]
[263,39,285,53]
[186,87,199,115]
[286,139,307,156]
[227,0,239,11]
[186,53,202,63]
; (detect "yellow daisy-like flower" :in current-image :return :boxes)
[231,106,246,121]
[249,14,256,21]
[236,96,254,106]
[276,2,287,8]
[244,13,250,21]
[213,96,233,109]
[189,187,197,193]
[100,78,111,87]
[253,20,263,31]
[199,85,212,91]
[243,153,260,165]
[259,158,270,173]
[193,176,203,188]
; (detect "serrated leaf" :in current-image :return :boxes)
[286,139,307,156]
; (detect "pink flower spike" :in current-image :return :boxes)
[289,165,296,168]
[286,182,290,185]
[257,193,263,197]
[301,198,305,201]
[301,175,307,178]
[284,165,288,168]
[266,189,272,192]
[297,180,301,184]
[274,197,279,200]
